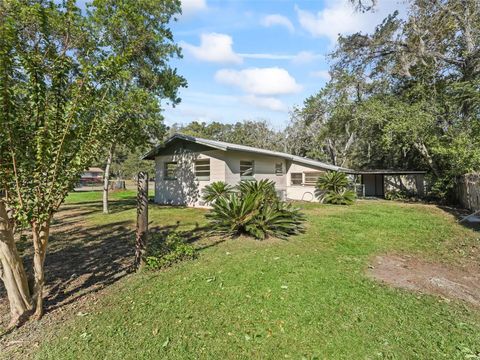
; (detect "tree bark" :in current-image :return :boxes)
[0,201,32,327]
[103,144,115,214]
[414,142,440,177]
[31,218,51,320]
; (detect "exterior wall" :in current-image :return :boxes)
[285,161,328,201]
[154,149,226,207]
[224,151,287,190]
[384,174,425,197]
[153,145,333,206]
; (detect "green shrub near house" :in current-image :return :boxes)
[315,171,356,205]
[205,179,305,240]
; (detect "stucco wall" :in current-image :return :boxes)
[154,149,226,206]
[285,161,329,201]
[224,151,287,189]
[384,174,425,197]
[154,147,335,206]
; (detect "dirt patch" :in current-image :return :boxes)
[367,255,480,307]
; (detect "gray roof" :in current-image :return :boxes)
[142,133,352,172]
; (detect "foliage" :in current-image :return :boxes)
[32,195,480,359]
[144,231,196,271]
[202,181,234,204]
[316,172,356,205]
[384,189,409,201]
[169,120,285,152]
[285,0,480,201]
[0,0,184,321]
[206,180,305,240]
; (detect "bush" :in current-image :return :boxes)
[315,171,356,205]
[206,179,305,240]
[202,181,234,204]
[144,231,196,270]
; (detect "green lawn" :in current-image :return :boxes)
[37,193,480,359]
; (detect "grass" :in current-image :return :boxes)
[35,193,480,359]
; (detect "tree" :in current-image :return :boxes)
[0,0,184,326]
[172,120,284,152]
[292,0,480,199]
[330,0,480,196]
[88,0,186,213]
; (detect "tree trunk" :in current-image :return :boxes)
[103,144,115,214]
[0,201,32,328]
[31,218,51,320]
[414,142,440,177]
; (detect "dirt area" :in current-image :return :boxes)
[0,202,135,358]
[368,254,480,307]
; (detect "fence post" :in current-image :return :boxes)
[135,172,148,270]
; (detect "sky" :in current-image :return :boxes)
[165,0,406,130]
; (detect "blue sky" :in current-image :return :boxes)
[165,0,406,129]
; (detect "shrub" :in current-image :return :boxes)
[315,171,356,205]
[202,181,234,204]
[144,231,196,270]
[206,179,305,240]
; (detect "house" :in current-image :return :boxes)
[80,167,104,185]
[142,134,426,206]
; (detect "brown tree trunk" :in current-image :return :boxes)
[0,201,32,327]
[31,218,51,320]
[103,144,115,214]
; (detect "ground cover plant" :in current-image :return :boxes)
[205,180,305,240]
[1,191,479,359]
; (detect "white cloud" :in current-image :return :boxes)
[240,53,294,60]
[243,95,288,112]
[261,14,295,33]
[291,51,322,64]
[182,33,243,64]
[181,0,207,17]
[295,1,404,44]
[215,67,302,96]
[310,70,331,80]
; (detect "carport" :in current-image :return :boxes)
[350,170,427,198]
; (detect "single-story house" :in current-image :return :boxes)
[142,134,426,206]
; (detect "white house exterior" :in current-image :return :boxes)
[142,134,354,206]
[143,134,426,206]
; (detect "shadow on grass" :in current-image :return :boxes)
[1,201,223,323]
[437,205,480,232]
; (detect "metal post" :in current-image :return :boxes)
[135,172,148,270]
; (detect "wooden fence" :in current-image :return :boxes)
[456,173,480,211]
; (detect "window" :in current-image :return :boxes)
[240,160,254,179]
[164,162,177,180]
[304,172,324,186]
[291,173,302,185]
[275,162,283,176]
[195,159,210,181]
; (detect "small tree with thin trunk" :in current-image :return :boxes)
[0,0,184,326]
